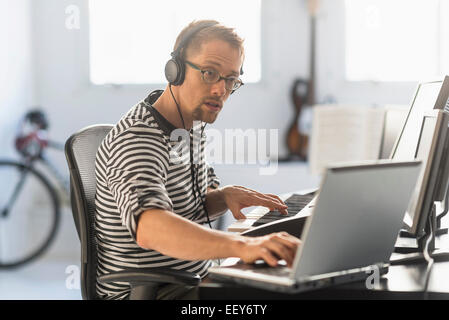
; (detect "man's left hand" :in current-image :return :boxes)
[221,185,288,220]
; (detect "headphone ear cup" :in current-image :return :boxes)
[165,57,185,86]
[165,58,179,84]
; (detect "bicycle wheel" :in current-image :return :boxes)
[0,160,60,268]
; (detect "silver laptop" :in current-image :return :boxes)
[208,160,422,293]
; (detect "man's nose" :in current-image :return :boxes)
[210,79,227,97]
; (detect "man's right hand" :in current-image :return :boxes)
[235,232,301,267]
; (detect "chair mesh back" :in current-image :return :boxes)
[65,124,112,300]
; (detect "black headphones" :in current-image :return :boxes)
[165,21,219,86]
[164,21,244,90]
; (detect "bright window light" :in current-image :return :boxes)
[345,0,448,82]
[88,0,261,85]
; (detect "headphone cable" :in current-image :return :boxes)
[190,122,213,228]
[170,84,213,228]
[169,84,186,130]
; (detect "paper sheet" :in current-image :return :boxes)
[309,104,386,175]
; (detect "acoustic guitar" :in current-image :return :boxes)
[285,0,319,161]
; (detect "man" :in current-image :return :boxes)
[95,20,301,300]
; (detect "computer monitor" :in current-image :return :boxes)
[390,80,444,160]
[433,77,449,204]
[434,132,449,205]
[390,76,449,237]
[402,110,449,236]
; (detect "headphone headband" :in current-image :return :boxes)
[172,21,219,59]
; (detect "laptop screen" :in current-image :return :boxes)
[293,161,421,279]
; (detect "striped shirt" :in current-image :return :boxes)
[94,90,220,299]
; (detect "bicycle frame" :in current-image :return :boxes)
[18,130,70,195]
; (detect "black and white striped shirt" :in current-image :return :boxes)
[94,90,220,299]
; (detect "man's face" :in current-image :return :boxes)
[178,39,243,124]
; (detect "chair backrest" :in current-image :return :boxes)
[65,124,113,300]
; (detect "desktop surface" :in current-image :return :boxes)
[200,261,449,299]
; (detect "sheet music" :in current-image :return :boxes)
[309,104,386,175]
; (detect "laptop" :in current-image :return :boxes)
[208,160,422,293]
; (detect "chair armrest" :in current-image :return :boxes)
[98,268,201,287]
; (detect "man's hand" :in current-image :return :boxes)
[236,232,301,267]
[221,185,288,220]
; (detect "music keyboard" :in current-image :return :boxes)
[227,188,318,233]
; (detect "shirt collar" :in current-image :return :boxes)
[144,90,177,136]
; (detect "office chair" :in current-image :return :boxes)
[64,124,200,300]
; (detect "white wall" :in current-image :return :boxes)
[316,0,419,105]
[0,0,35,158]
[30,0,304,155]
[31,0,420,164]
[29,0,420,248]
[0,0,423,261]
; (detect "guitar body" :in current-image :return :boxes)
[286,79,309,160]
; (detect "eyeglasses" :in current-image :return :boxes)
[185,60,244,92]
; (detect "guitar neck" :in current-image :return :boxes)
[307,15,316,106]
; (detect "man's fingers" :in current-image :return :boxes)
[272,232,301,249]
[250,195,287,213]
[266,194,285,205]
[260,248,279,267]
[264,240,295,266]
[265,233,302,267]
[249,194,286,208]
[226,186,288,215]
[257,193,286,206]
[257,194,288,215]
[235,186,286,207]
[231,209,246,220]
[240,232,301,268]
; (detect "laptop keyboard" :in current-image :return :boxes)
[250,265,291,277]
[252,193,315,227]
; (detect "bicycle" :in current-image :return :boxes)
[0,109,70,268]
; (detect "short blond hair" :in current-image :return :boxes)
[174,20,245,60]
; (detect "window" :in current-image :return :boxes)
[345,0,449,82]
[88,0,261,85]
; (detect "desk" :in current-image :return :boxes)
[200,260,449,299]
[199,191,449,300]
